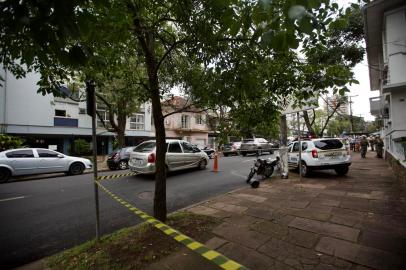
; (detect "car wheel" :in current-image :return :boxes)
[0,168,11,183]
[118,160,128,170]
[300,162,311,177]
[68,162,85,175]
[223,153,228,157]
[198,159,207,170]
[241,152,247,157]
[335,166,349,176]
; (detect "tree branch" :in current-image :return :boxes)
[155,38,189,72]
[310,109,316,126]
[163,107,211,118]
[320,101,342,136]
[95,92,119,132]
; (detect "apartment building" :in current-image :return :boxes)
[160,96,212,148]
[0,68,153,155]
[365,0,406,180]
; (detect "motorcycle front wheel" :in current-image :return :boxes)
[246,169,255,183]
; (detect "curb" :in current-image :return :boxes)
[8,168,113,183]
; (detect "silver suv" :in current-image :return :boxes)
[239,138,274,156]
[128,140,209,174]
[287,138,351,177]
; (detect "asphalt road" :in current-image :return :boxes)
[0,153,274,269]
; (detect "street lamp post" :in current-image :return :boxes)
[348,95,359,134]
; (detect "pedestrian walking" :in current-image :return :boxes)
[360,136,369,158]
[376,137,384,158]
[350,137,355,151]
[369,136,375,151]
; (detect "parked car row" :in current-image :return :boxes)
[0,148,92,183]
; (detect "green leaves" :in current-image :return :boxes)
[298,17,314,35]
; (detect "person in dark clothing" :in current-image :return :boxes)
[369,136,375,151]
[360,136,369,158]
[376,137,384,158]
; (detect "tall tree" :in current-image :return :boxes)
[1,0,363,222]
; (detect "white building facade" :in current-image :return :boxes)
[365,0,406,171]
[0,68,154,155]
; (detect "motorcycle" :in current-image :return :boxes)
[246,156,280,188]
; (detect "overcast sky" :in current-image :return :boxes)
[340,0,377,121]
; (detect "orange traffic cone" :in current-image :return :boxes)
[212,152,219,172]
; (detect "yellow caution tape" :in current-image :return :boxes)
[96,172,138,181]
[95,180,249,270]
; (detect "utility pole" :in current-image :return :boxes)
[348,95,359,135]
[297,112,302,181]
[86,80,100,241]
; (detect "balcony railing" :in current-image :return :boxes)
[54,117,78,127]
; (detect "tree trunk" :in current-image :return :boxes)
[116,105,127,149]
[303,111,315,135]
[279,114,287,146]
[141,31,167,222]
[150,78,167,222]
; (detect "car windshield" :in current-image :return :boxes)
[242,139,254,143]
[314,139,343,150]
[133,142,156,153]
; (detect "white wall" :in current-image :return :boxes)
[390,91,406,134]
[1,68,153,137]
[385,7,406,85]
[3,70,54,126]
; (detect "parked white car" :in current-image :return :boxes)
[0,148,93,183]
[128,139,209,174]
[287,138,351,177]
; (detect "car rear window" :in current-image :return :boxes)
[133,142,156,152]
[242,139,254,143]
[314,140,343,150]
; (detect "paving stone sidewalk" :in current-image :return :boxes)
[148,151,406,270]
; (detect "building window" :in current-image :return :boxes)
[97,109,110,128]
[55,109,67,117]
[79,108,86,114]
[181,115,190,128]
[195,114,203,125]
[130,114,144,130]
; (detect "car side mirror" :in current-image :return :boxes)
[57,154,64,158]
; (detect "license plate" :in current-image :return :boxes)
[136,159,143,165]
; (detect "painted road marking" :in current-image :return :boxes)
[230,170,248,179]
[0,196,26,202]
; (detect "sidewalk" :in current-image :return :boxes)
[149,151,406,270]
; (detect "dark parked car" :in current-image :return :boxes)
[201,146,215,159]
[239,138,274,156]
[107,147,135,170]
[223,142,241,156]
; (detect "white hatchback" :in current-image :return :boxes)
[0,148,93,183]
[287,138,351,177]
